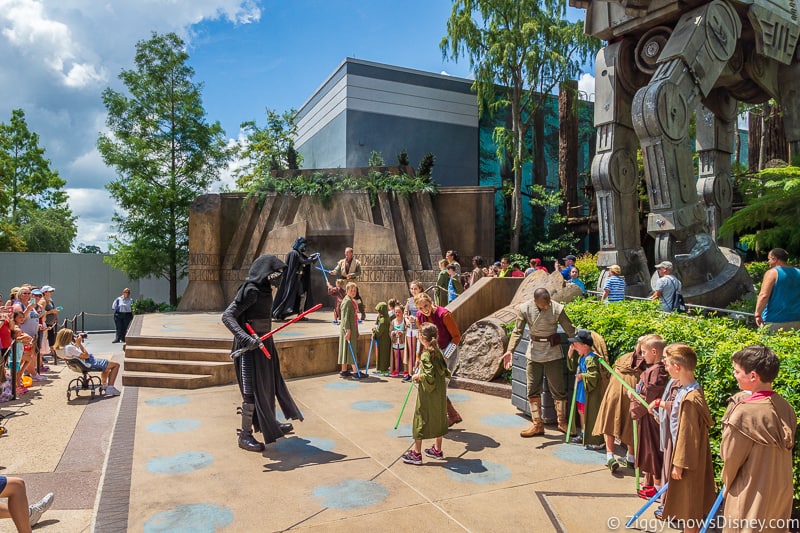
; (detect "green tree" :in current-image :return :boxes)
[441,0,599,252]
[719,164,800,257]
[98,32,231,305]
[234,108,301,191]
[0,108,75,251]
[77,243,103,254]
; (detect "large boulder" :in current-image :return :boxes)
[455,272,583,381]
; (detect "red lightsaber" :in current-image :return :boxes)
[244,303,324,359]
[244,323,272,359]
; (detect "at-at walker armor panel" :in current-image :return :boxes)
[572,0,800,305]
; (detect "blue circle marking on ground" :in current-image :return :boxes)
[445,460,512,485]
[146,419,201,434]
[312,479,389,510]
[325,381,359,391]
[386,423,413,438]
[552,443,608,465]
[144,503,233,533]
[275,436,336,455]
[145,395,189,407]
[479,413,530,428]
[147,451,213,475]
[447,392,471,403]
[350,400,393,412]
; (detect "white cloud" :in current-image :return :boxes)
[0,0,261,249]
[577,72,595,101]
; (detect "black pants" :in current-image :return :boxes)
[114,312,133,341]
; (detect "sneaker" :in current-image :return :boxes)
[339,370,351,378]
[332,320,339,325]
[29,492,54,526]
[637,486,657,499]
[401,374,411,383]
[350,372,364,379]
[654,504,664,520]
[570,434,583,444]
[389,371,400,378]
[32,374,47,382]
[617,458,633,469]
[606,457,619,473]
[401,450,422,465]
[16,386,28,395]
[424,446,444,459]
[585,443,604,451]
[40,365,50,372]
[105,386,121,397]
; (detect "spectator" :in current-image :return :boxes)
[568,266,586,295]
[469,256,485,288]
[38,285,58,364]
[446,264,463,303]
[601,265,626,302]
[754,248,800,331]
[12,287,40,359]
[497,256,512,277]
[650,261,681,312]
[525,258,548,276]
[0,476,53,532]
[556,255,577,281]
[445,250,461,276]
[53,328,121,396]
[434,259,449,307]
[111,288,133,343]
[510,263,525,278]
[490,261,502,277]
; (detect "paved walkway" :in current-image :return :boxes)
[1,328,677,532]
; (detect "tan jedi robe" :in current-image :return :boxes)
[721,391,797,533]
[662,389,716,523]
[592,350,645,444]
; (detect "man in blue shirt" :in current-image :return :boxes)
[559,255,576,281]
[755,248,800,331]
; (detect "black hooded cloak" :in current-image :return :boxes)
[272,237,316,319]
[221,254,303,445]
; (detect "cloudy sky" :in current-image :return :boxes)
[0,0,594,251]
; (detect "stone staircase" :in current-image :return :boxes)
[122,335,236,389]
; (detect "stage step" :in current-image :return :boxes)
[124,345,232,362]
[122,370,225,389]
[124,357,234,378]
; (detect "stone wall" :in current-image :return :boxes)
[179,188,496,312]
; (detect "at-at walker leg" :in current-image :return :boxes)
[696,93,736,248]
[591,40,651,296]
[631,0,751,304]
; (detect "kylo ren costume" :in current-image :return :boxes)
[271,237,318,320]
[221,254,304,452]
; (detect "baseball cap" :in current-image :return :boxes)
[654,261,673,271]
[567,329,594,346]
[41,285,55,293]
[493,261,501,267]
[31,289,43,296]
[563,254,577,262]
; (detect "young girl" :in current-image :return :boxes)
[401,322,450,465]
[405,281,423,381]
[390,305,406,379]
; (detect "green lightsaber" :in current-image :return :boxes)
[597,357,649,408]
[394,381,415,429]
[565,376,579,444]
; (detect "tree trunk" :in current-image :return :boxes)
[559,80,578,217]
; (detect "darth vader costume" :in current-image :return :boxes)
[221,254,304,452]
[271,237,319,320]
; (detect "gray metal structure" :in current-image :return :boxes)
[570,0,798,304]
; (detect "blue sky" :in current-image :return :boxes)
[0,0,593,250]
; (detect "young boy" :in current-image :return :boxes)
[720,345,797,532]
[446,264,463,303]
[435,259,449,307]
[566,329,606,450]
[628,334,668,498]
[659,343,716,533]
[372,302,391,376]
[338,282,360,378]
[594,335,649,473]
[328,279,346,325]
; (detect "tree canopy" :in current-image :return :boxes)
[98,32,231,305]
[441,0,599,252]
[234,108,301,191]
[0,109,75,251]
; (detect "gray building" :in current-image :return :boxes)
[295,58,479,186]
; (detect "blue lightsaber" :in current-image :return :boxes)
[347,340,362,378]
[626,483,669,527]
[699,487,724,533]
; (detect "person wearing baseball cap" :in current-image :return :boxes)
[559,255,577,281]
[40,286,59,363]
[652,261,682,312]
[566,329,606,450]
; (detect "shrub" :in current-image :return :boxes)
[564,297,800,499]
[132,298,176,314]
[574,253,601,293]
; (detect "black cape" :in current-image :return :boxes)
[271,249,316,319]
[221,254,303,445]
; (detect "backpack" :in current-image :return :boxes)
[670,277,687,313]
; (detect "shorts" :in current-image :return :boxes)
[88,357,109,372]
[0,475,6,494]
[577,401,585,415]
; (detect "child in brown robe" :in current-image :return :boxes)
[721,345,797,533]
[659,343,716,533]
[328,279,346,325]
[629,335,668,498]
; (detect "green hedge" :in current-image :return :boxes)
[564,297,800,499]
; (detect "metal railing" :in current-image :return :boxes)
[585,290,756,322]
